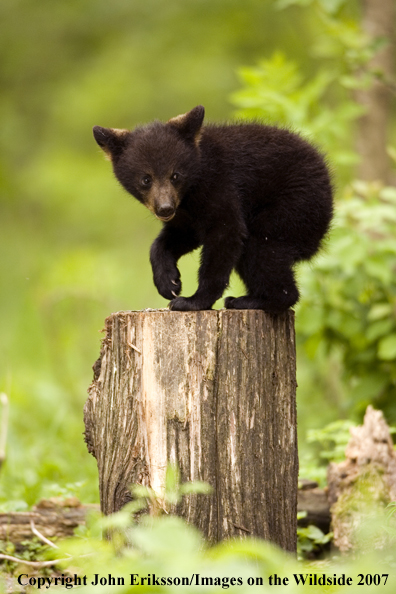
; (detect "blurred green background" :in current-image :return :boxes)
[0,0,395,507]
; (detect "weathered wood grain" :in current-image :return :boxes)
[84,309,297,551]
[0,500,98,550]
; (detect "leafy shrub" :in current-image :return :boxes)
[33,508,396,593]
[297,183,396,419]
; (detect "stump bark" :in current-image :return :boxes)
[84,309,298,551]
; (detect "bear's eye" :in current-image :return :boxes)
[141,175,152,187]
[171,172,181,183]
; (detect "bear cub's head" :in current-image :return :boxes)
[93,105,205,222]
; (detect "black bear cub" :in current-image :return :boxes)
[93,106,333,313]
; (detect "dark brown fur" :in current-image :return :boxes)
[93,106,333,312]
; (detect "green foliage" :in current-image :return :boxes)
[276,0,380,71]
[231,52,362,169]
[163,462,213,505]
[230,0,385,178]
[231,0,390,183]
[121,463,213,517]
[1,472,395,591]
[277,0,347,12]
[297,182,396,419]
[0,538,50,575]
[230,0,396,472]
[296,513,333,560]
[56,513,295,593]
[277,0,388,76]
[30,508,395,593]
[306,420,355,464]
[299,419,356,485]
[384,501,396,539]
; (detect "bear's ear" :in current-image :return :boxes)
[93,126,129,159]
[167,105,205,144]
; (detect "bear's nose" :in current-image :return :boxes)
[156,205,175,220]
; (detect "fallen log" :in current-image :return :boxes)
[297,481,330,533]
[0,499,98,551]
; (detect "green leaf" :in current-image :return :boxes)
[366,319,394,343]
[378,334,396,360]
[387,146,396,165]
[349,374,388,402]
[164,463,181,505]
[179,481,213,496]
[380,185,396,203]
[129,515,203,556]
[276,0,313,9]
[130,484,155,500]
[368,303,393,321]
[304,525,325,541]
[319,0,347,15]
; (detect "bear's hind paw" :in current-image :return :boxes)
[225,295,292,313]
[169,296,213,311]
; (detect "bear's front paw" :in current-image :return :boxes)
[153,270,181,300]
[169,296,213,311]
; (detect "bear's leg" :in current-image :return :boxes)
[225,237,299,313]
[150,225,200,300]
[170,227,244,311]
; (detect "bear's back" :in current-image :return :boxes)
[201,123,324,173]
[197,123,333,257]
[200,123,331,206]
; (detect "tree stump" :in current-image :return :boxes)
[327,406,396,553]
[84,309,298,551]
